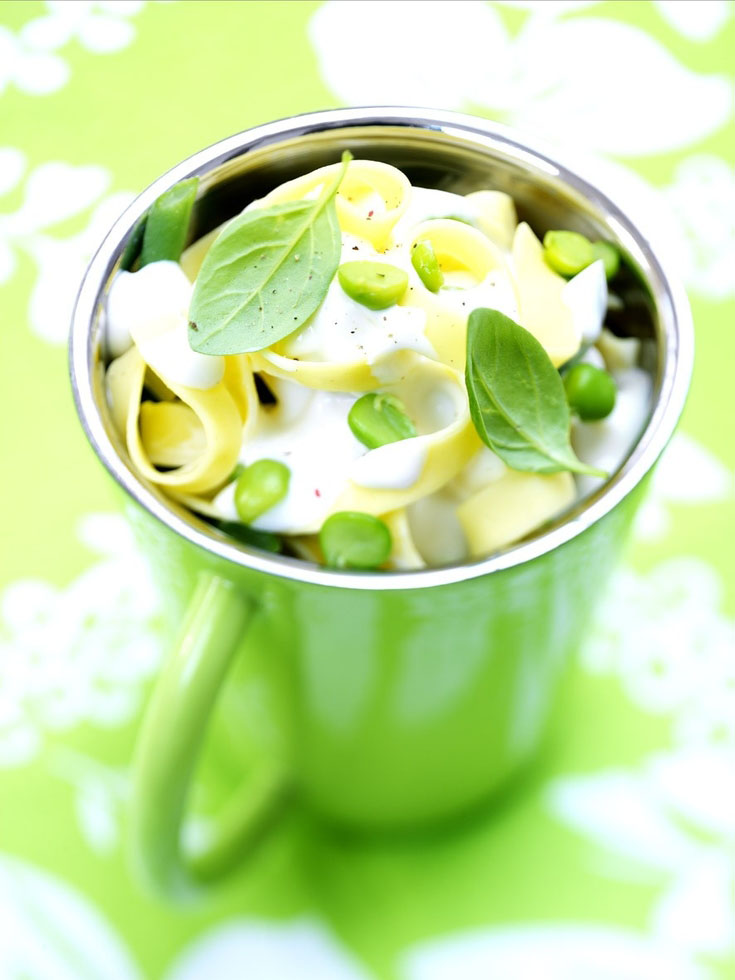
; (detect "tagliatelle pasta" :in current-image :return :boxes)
[382,509,426,571]
[334,355,480,517]
[249,347,380,393]
[106,345,243,495]
[139,401,206,468]
[400,218,515,370]
[457,470,577,558]
[258,158,411,251]
[104,157,651,569]
[511,222,580,366]
[464,190,517,249]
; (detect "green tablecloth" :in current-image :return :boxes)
[1,1,733,977]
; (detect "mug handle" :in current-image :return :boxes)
[130,571,289,897]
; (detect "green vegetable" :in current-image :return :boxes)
[189,151,352,355]
[590,240,620,280]
[543,230,595,278]
[465,308,606,477]
[564,363,617,421]
[411,240,444,292]
[319,512,392,569]
[216,521,282,553]
[234,460,290,524]
[348,393,417,449]
[119,214,147,271]
[140,177,199,267]
[543,230,621,281]
[337,261,408,310]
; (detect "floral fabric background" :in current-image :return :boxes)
[0,1,733,978]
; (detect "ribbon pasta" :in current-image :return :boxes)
[400,218,515,370]
[259,159,410,251]
[335,355,480,516]
[106,345,245,496]
[464,190,517,249]
[106,157,587,568]
[511,222,580,366]
[250,348,380,394]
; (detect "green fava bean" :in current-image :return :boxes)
[234,459,290,524]
[338,261,408,310]
[564,363,617,421]
[348,392,417,449]
[543,230,595,278]
[411,240,444,292]
[140,177,199,267]
[320,511,392,570]
[590,240,620,280]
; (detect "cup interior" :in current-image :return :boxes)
[72,112,690,587]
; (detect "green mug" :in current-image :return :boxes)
[69,108,692,899]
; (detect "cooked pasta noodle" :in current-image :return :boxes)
[104,158,649,568]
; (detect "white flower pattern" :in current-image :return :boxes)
[308,1,733,158]
[0,514,163,768]
[541,555,735,963]
[165,919,374,980]
[581,558,735,730]
[653,0,732,41]
[0,853,141,980]
[0,148,134,343]
[50,748,130,856]
[548,749,735,961]
[634,433,734,542]
[0,1,147,96]
[401,924,709,980]
[660,155,735,300]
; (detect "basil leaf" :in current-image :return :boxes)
[189,151,352,355]
[465,308,607,477]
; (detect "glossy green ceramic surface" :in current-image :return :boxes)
[126,478,644,895]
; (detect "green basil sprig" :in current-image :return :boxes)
[188,151,352,355]
[465,308,607,477]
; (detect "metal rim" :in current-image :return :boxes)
[69,107,693,591]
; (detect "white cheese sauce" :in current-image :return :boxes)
[280,271,435,364]
[436,268,519,323]
[214,384,365,534]
[562,259,608,344]
[105,261,224,389]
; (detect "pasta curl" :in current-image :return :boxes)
[106,346,245,495]
[260,159,411,251]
